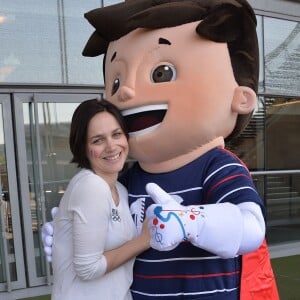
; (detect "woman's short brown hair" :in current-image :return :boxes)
[69,98,128,169]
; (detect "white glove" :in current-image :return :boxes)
[145,183,206,251]
[145,183,262,258]
[41,207,58,262]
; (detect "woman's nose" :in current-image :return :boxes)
[118,86,135,102]
[105,137,116,150]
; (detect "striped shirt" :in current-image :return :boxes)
[120,147,264,299]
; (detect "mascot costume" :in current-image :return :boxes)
[43,0,279,299]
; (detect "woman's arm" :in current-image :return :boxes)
[104,220,150,273]
[71,174,149,280]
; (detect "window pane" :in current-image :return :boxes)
[0,105,17,283]
[266,97,300,170]
[24,102,79,276]
[0,0,106,85]
[256,15,264,93]
[64,0,104,85]
[260,173,300,246]
[104,0,123,5]
[264,17,300,95]
[0,0,62,83]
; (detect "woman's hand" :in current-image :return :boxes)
[139,218,151,250]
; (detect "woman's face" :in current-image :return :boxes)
[86,111,129,179]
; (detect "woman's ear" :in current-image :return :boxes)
[232,86,257,114]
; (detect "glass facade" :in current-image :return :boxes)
[0,105,17,284]
[264,18,300,96]
[0,0,299,298]
[227,16,300,246]
[24,101,79,277]
[0,0,105,84]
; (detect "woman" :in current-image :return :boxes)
[51,98,150,300]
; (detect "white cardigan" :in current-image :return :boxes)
[52,169,136,300]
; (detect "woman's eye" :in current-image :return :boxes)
[112,78,120,95]
[93,138,103,144]
[151,65,176,83]
[113,132,122,138]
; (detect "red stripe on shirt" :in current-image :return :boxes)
[134,270,240,279]
[220,148,250,171]
[205,174,250,202]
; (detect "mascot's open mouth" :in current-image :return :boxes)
[122,104,167,137]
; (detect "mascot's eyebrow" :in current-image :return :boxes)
[110,52,117,62]
[159,38,171,45]
[110,39,170,63]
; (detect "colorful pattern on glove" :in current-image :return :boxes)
[148,205,205,250]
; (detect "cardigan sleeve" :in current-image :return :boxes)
[69,174,111,280]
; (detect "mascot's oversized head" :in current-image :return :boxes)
[82,0,259,172]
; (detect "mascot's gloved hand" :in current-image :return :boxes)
[41,207,58,262]
[145,183,257,258]
[145,183,206,251]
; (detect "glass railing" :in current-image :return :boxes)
[251,170,300,245]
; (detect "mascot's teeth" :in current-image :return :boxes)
[122,104,168,136]
[122,104,168,116]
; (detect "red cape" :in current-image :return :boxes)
[240,239,280,299]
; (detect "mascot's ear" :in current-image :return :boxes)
[196,3,244,42]
[232,86,256,115]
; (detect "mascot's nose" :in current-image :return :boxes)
[118,86,135,102]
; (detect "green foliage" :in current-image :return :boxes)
[272,255,300,300]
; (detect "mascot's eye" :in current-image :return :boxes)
[111,78,120,96]
[151,65,176,83]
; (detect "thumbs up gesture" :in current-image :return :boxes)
[145,183,205,251]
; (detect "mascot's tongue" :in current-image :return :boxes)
[129,115,160,132]
[125,109,166,133]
